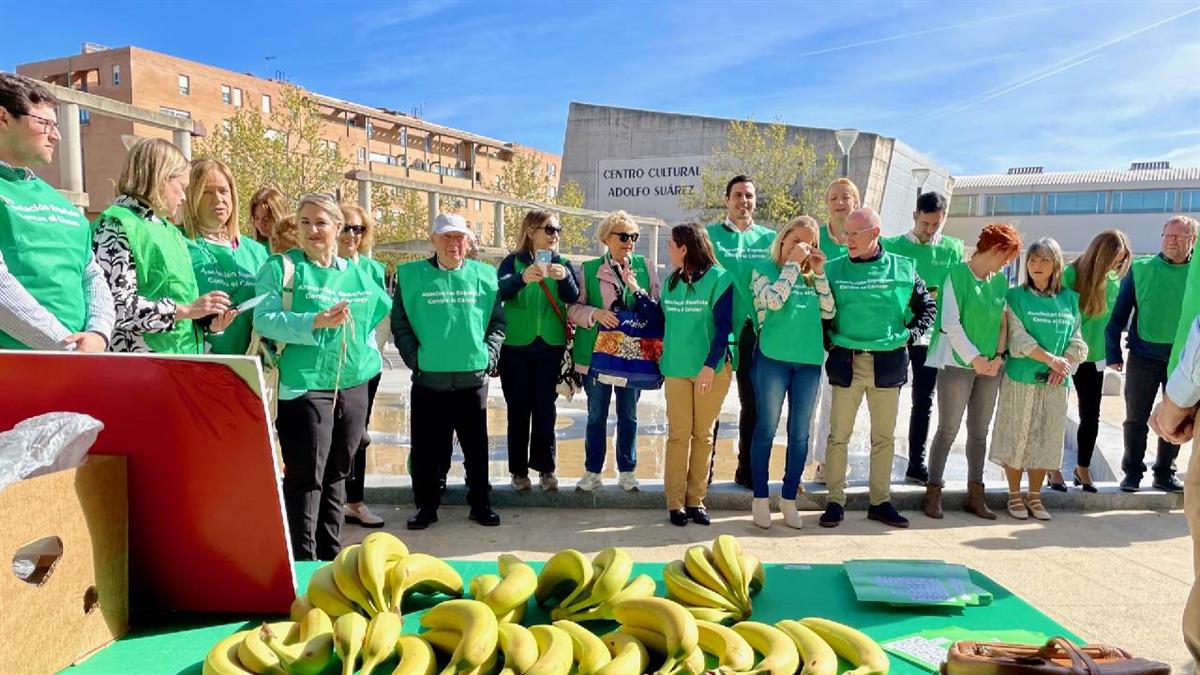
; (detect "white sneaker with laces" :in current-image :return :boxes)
[575,471,603,492]
[539,472,559,491]
[344,502,385,528]
[780,499,803,529]
[617,471,640,492]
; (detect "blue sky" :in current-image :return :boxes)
[2,0,1198,176]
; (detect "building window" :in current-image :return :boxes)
[1112,189,1176,214]
[261,94,271,114]
[233,88,243,108]
[223,119,232,134]
[947,194,978,217]
[985,193,1039,216]
[79,109,90,125]
[111,65,120,87]
[1046,191,1105,215]
[1182,189,1200,213]
[475,199,482,211]
[159,106,191,119]
[178,74,190,96]
[221,84,231,105]
[264,129,282,141]
[366,121,374,139]
[357,147,367,164]
[320,139,337,154]
[548,163,557,177]
[369,152,399,166]
[547,186,557,199]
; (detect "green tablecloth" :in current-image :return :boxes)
[65,560,1079,674]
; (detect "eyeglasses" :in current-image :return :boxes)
[540,225,562,236]
[611,231,640,243]
[23,112,58,133]
[342,225,367,236]
[1163,233,1195,242]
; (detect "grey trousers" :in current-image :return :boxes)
[928,365,1002,486]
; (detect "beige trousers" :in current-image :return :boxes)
[825,353,901,506]
[664,364,733,511]
[1185,441,1199,671]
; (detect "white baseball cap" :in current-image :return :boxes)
[433,213,470,236]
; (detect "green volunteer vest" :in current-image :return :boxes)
[93,203,201,354]
[928,262,1008,367]
[752,260,825,365]
[0,166,91,349]
[825,252,916,351]
[354,255,386,291]
[819,224,848,260]
[503,255,567,347]
[1131,255,1188,345]
[571,254,650,368]
[1062,264,1119,364]
[274,249,390,391]
[397,258,497,372]
[186,235,268,354]
[882,234,964,293]
[1170,252,1200,373]
[1005,285,1080,387]
[705,221,775,331]
[661,266,732,378]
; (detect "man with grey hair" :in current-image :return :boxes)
[0,72,113,350]
[392,213,505,529]
[820,208,935,528]
[1106,214,1198,493]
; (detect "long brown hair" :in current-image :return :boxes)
[667,222,718,291]
[516,209,558,255]
[182,158,240,241]
[1069,229,1131,316]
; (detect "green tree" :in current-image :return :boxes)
[554,179,592,254]
[680,119,838,229]
[492,153,590,252]
[195,84,349,233]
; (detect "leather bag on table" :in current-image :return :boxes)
[941,637,1170,675]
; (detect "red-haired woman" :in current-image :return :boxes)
[921,223,1021,519]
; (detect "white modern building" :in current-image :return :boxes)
[945,162,1200,256]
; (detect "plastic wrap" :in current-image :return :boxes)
[0,412,103,495]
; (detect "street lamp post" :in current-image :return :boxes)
[911,167,931,202]
[834,128,860,179]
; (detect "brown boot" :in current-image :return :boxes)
[922,485,943,519]
[965,481,997,520]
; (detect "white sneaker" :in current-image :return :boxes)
[576,471,603,492]
[752,498,771,529]
[539,472,559,492]
[780,499,803,529]
[511,474,532,491]
[617,471,640,492]
[344,503,385,528]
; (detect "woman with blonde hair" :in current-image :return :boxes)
[181,158,268,354]
[1061,229,1131,491]
[252,193,392,560]
[496,209,580,491]
[746,215,834,528]
[990,237,1087,521]
[567,210,661,492]
[250,186,288,245]
[91,138,235,353]
[269,214,299,254]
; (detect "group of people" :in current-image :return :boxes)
[3,73,1199,554]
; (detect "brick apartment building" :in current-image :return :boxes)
[16,44,562,233]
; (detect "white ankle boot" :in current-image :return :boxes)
[780,499,803,529]
[752,498,771,529]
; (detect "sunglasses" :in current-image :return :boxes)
[540,225,562,236]
[612,231,640,243]
[342,225,367,236]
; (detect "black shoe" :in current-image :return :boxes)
[685,506,711,526]
[1152,475,1184,493]
[904,464,929,486]
[1120,476,1140,493]
[406,508,439,530]
[1047,480,1068,493]
[469,506,501,526]
[1072,469,1097,494]
[867,501,910,528]
[734,467,753,489]
[818,503,844,528]
[669,509,689,526]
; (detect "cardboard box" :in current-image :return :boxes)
[0,455,128,673]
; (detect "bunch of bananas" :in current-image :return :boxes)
[469,553,537,623]
[610,596,701,674]
[662,535,764,623]
[777,617,890,675]
[534,547,657,622]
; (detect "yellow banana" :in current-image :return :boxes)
[262,622,335,675]
[498,601,526,624]
[290,595,316,623]
[776,620,838,675]
[559,573,657,623]
[387,553,465,611]
[742,553,766,596]
[497,622,540,674]
[417,627,460,654]
[527,624,574,675]
[798,617,889,675]
[297,607,334,642]
[615,626,702,674]
[334,612,368,675]
[682,546,734,600]
[662,560,743,614]
[552,620,612,675]
[485,554,538,616]
[696,620,755,671]
[554,547,633,618]
[470,573,502,601]
[393,635,438,675]
[711,535,751,613]
[534,549,593,609]
[359,532,409,612]
[729,621,799,675]
[307,563,360,618]
[419,599,499,672]
[599,632,649,675]
[238,621,294,675]
[685,606,741,624]
[333,545,379,616]
[360,611,403,675]
[611,597,698,663]
[677,647,705,675]
[203,630,255,675]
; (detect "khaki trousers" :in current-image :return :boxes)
[1185,441,1200,671]
[826,353,900,506]
[664,364,733,511]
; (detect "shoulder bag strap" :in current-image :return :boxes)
[538,279,572,340]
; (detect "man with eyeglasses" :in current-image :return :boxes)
[0,73,113,351]
[819,208,935,528]
[705,175,775,488]
[1107,214,1198,494]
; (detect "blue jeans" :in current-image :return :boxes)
[749,350,821,499]
[584,372,641,473]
